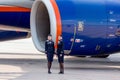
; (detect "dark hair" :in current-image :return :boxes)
[48,34,52,36]
[59,35,62,37]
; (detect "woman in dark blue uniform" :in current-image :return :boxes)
[57,35,64,74]
[45,34,55,74]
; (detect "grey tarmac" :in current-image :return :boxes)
[0,38,119,80]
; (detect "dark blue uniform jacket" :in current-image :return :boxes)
[57,40,64,63]
[45,40,55,62]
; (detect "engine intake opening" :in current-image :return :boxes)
[36,2,50,49]
[31,0,56,52]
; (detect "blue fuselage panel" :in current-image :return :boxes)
[55,0,120,55]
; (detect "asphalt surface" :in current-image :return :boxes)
[0,38,120,80]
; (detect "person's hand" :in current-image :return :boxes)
[54,54,57,57]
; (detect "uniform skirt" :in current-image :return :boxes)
[47,53,54,62]
[57,53,64,63]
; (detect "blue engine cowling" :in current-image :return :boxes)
[31,0,120,56]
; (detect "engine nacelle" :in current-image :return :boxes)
[31,0,61,52]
